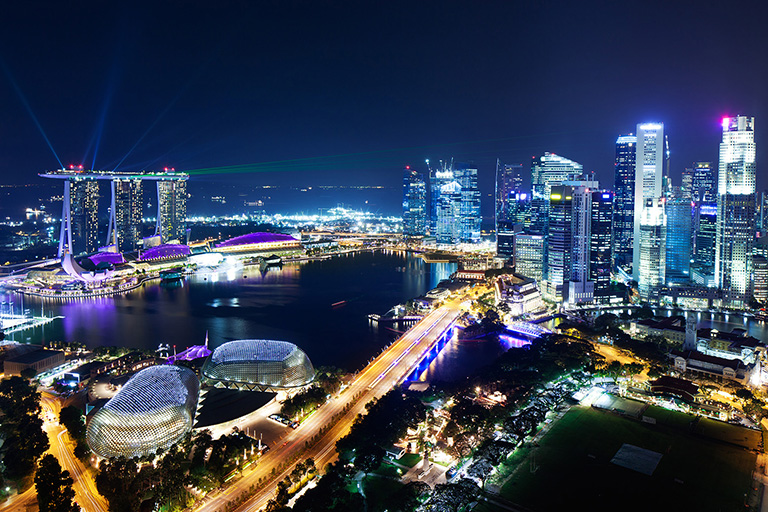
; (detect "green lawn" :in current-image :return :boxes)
[363,476,404,512]
[696,417,762,450]
[499,406,757,511]
[396,453,422,468]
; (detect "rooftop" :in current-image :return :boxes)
[216,232,298,248]
[6,348,64,365]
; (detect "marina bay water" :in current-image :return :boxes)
[0,251,503,380]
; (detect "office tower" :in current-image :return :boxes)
[665,195,692,284]
[637,197,667,301]
[568,187,593,303]
[428,159,453,236]
[692,202,716,286]
[454,163,481,243]
[514,234,545,283]
[546,185,575,302]
[691,162,716,203]
[508,191,532,228]
[590,190,614,303]
[402,166,427,237]
[681,168,693,200]
[754,255,768,304]
[157,178,188,243]
[530,153,583,234]
[632,123,667,288]
[715,115,756,307]
[109,178,143,252]
[435,180,462,245]
[757,190,768,235]
[496,220,516,259]
[613,134,636,267]
[495,160,523,223]
[66,178,100,256]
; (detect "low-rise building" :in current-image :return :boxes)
[631,316,686,345]
[672,349,753,384]
[4,348,65,377]
[494,275,545,319]
[696,328,765,364]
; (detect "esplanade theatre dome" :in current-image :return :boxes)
[86,365,200,459]
[201,339,315,391]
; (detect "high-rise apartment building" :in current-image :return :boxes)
[613,134,636,267]
[715,115,756,307]
[530,153,583,234]
[632,123,667,294]
[402,166,427,237]
[157,179,188,243]
[110,178,143,252]
[68,178,99,255]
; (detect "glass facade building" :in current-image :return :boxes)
[665,196,692,284]
[514,234,545,283]
[530,153,583,235]
[402,167,427,237]
[157,178,188,243]
[613,134,636,267]
[202,339,315,391]
[86,365,199,459]
[715,116,756,307]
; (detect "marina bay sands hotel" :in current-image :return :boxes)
[40,169,188,257]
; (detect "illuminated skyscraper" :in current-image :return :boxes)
[428,159,453,236]
[495,160,523,223]
[157,178,188,243]
[546,185,575,302]
[109,178,143,252]
[514,234,545,283]
[435,180,462,245]
[632,123,667,293]
[692,202,716,286]
[402,166,427,237]
[589,190,614,303]
[638,197,667,301]
[454,163,481,243]
[715,115,756,307]
[613,134,636,267]
[665,195,692,284]
[691,162,716,203]
[68,178,99,256]
[530,153,583,235]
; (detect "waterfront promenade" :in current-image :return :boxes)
[196,301,462,512]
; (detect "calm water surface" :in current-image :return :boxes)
[0,251,504,379]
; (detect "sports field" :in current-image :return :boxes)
[498,405,758,511]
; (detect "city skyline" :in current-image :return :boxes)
[0,2,766,198]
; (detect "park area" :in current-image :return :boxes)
[497,405,759,511]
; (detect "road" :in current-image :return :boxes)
[0,392,108,512]
[196,302,462,512]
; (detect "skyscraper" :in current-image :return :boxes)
[692,202,716,286]
[402,166,427,237]
[613,134,637,267]
[691,162,716,203]
[110,178,143,252]
[454,163,481,243]
[495,160,523,223]
[665,195,692,284]
[514,234,545,283]
[637,197,667,301]
[530,153,583,235]
[546,185,575,302]
[157,178,188,243]
[68,178,99,255]
[715,115,756,307]
[589,190,614,303]
[428,159,453,236]
[435,180,462,245]
[632,123,667,293]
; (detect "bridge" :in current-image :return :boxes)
[195,302,462,512]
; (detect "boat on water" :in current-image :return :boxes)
[264,254,282,266]
[160,267,184,281]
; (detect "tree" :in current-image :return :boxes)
[20,367,37,380]
[59,406,89,459]
[34,454,78,512]
[0,377,49,480]
[95,457,144,512]
[353,444,384,475]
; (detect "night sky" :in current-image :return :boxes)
[1,1,766,204]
